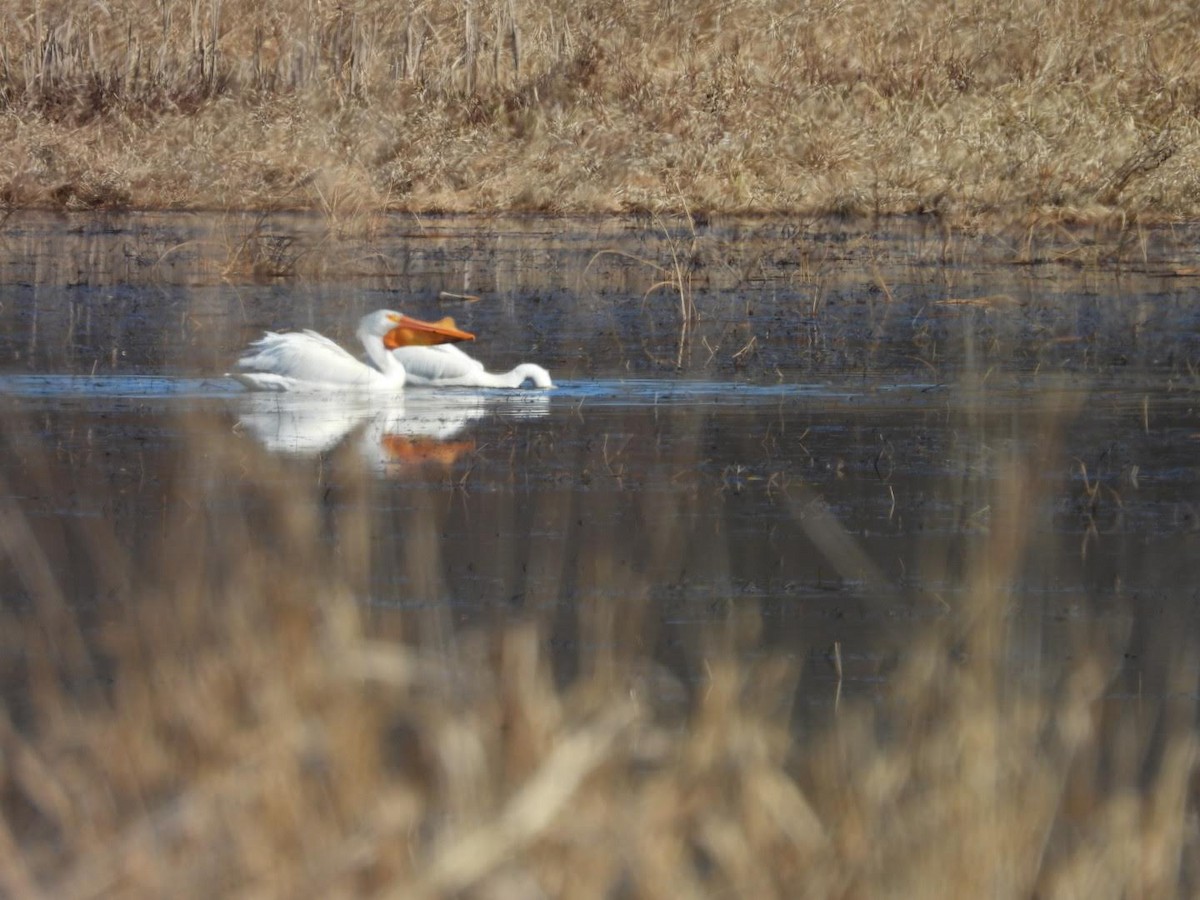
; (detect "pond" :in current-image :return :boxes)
[1,212,1197,723]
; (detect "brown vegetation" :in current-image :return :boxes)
[1,391,1197,897]
[1,0,1199,220]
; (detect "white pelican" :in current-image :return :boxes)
[391,344,553,389]
[230,309,475,392]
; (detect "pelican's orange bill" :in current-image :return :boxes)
[383,314,475,348]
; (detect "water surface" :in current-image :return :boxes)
[1,213,1198,720]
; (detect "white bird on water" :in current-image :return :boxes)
[229,309,476,392]
[392,344,553,389]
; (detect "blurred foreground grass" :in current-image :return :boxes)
[2,0,1199,221]
[0,395,1197,899]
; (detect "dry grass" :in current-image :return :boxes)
[1,391,1198,898]
[1,0,1199,221]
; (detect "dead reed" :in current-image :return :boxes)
[1,0,1199,221]
[1,387,1197,897]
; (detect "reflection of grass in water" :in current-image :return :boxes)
[0,398,1196,897]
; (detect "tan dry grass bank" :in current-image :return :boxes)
[1,0,1199,221]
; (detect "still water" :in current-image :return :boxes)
[0,212,1197,717]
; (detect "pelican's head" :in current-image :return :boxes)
[358,309,476,348]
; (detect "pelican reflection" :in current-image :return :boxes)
[232,389,548,472]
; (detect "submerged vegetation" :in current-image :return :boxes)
[1,0,1199,220]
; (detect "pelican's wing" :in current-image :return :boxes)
[392,345,485,385]
[235,331,381,388]
[228,372,302,392]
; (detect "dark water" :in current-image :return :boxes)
[1,212,1198,718]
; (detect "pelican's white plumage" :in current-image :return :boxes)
[230,309,474,392]
[232,328,397,392]
[392,344,553,389]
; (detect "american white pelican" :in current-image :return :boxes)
[391,344,553,389]
[230,309,475,392]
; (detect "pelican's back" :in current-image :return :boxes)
[234,330,389,390]
[394,345,552,388]
[392,344,486,385]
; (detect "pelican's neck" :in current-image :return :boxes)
[517,364,553,389]
[359,327,407,385]
[488,364,553,389]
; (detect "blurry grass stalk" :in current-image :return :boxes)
[0,389,1197,897]
[1,0,1198,218]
